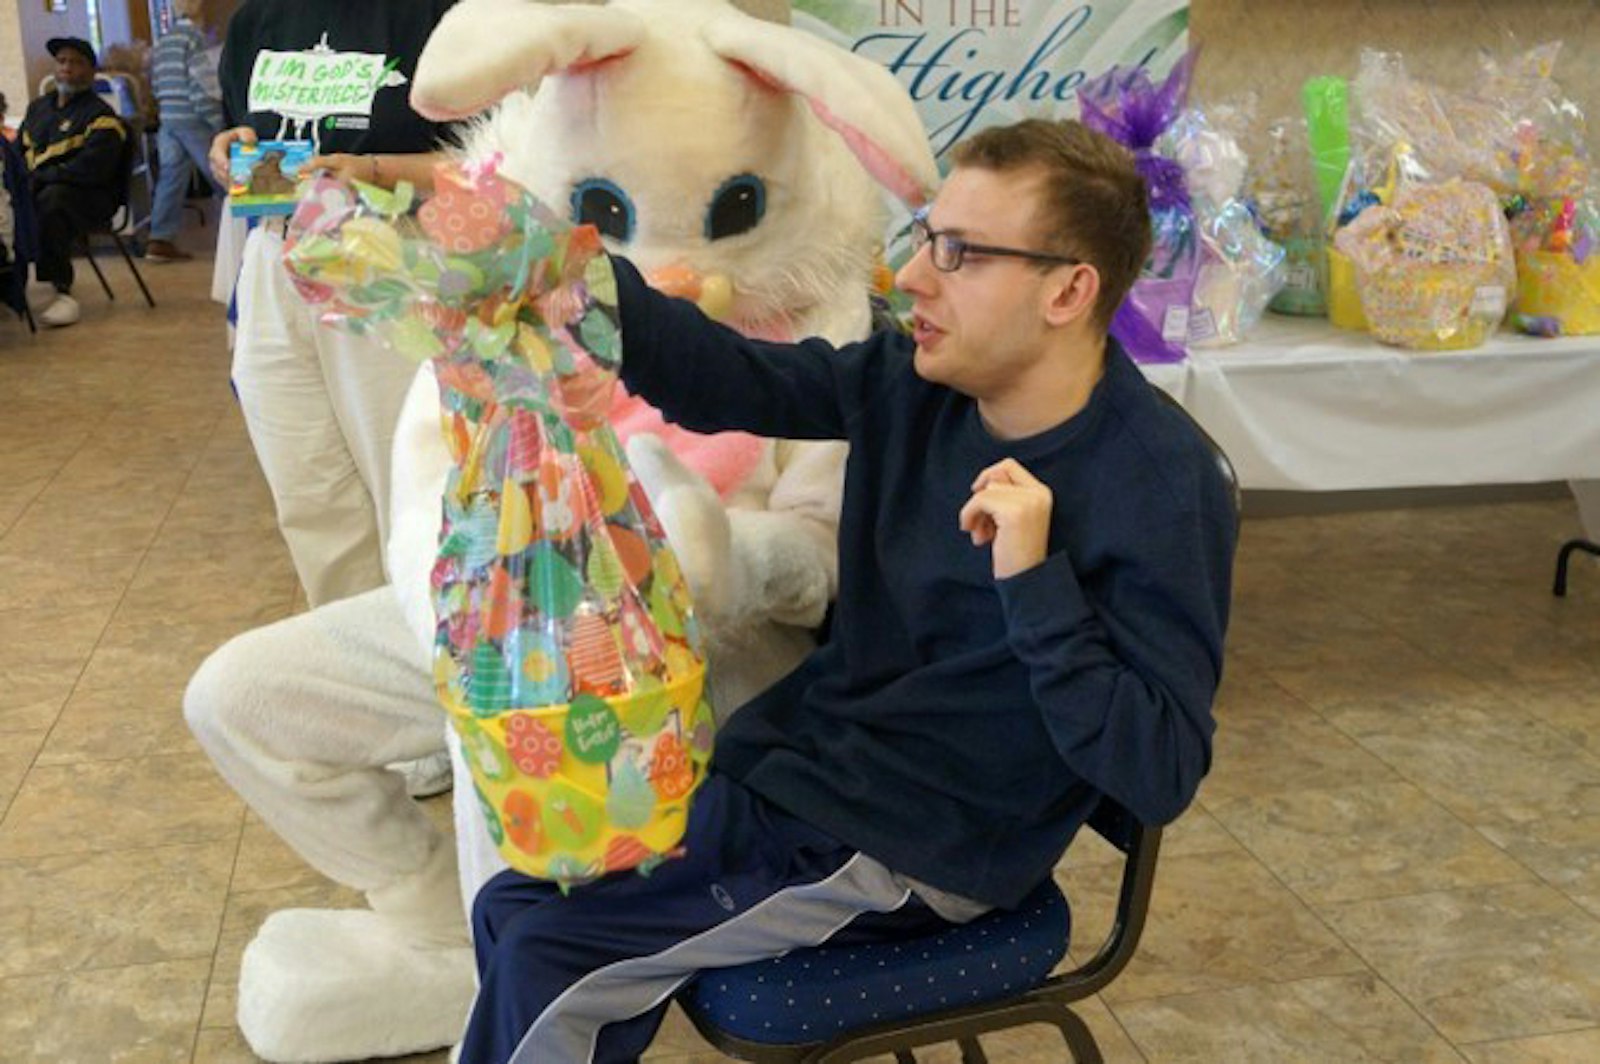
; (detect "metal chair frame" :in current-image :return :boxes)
[78,115,155,309]
[1553,539,1600,597]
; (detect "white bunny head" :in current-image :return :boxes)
[412,0,938,344]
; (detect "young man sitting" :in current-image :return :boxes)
[460,117,1238,1064]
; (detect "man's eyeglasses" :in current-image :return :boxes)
[909,207,1081,273]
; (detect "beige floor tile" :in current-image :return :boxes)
[0,693,69,735]
[1115,972,1466,1063]
[193,1027,451,1064]
[1209,780,1532,905]
[645,1003,719,1057]
[646,997,1146,1064]
[0,547,145,613]
[1322,881,1600,1044]
[0,479,50,540]
[1492,680,1600,761]
[0,603,116,702]
[229,820,339,896]
[1265,649,1492,715]
[158,472,288,542]
[0,752,244,860]
[35,686,198,765]
[1059,849,1364,1004]
[1198,673,1401,804]
[0,842,232,979]
[0,601,116,675]
[75,612,289,696]
[1320,696,1600,832]
[130,530,298,602]
[0,729,44,810]
[1480,815,1600,921]
[1461,1028,1600,1063]
[0,957,211,1064]
[0,489,176,557]
[46,444,198,495]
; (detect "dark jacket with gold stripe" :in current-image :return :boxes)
[20,89,124,191]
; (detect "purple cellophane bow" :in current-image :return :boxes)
[1078,51,1198,214]
[1080,51,1200,363]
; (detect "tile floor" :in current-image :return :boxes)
[3,244,1600,1063]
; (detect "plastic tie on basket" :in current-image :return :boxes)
[1334,179,1515,351]
[282,159,715,890]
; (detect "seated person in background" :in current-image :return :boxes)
[20,36,124,328]
[457,118,1237,1064]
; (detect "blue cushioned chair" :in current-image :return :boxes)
[679,798,1160,1064]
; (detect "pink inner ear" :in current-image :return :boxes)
[720,58,927,208]
[804,97,927,208]
[724,59,787,95]
[567,51,632,76]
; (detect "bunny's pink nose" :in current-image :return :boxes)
[646,263,734,321]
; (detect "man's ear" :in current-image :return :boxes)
[1042,264,1100,328]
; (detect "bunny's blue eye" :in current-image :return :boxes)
[571,178,635,242]
[706,174,766,241]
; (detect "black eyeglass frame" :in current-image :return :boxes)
[909,207,1083,273]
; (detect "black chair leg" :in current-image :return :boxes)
[110,233,156,308]
[84,243,114,301]
[1047,1007,1102,1064]
[1553,539,1600,597]
[958,1036,989,1063]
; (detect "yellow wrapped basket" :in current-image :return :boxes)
[1514,249,1600,336]
[284,163,714,888]
[448,669,713,883]
[1335,179,1514,351]
[1325,247,1369,332]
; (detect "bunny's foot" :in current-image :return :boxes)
[238,908,474,1062]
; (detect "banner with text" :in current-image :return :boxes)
[795,0,1190,163]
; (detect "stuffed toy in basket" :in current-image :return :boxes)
[285,161,712,888]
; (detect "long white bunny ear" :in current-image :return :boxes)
[702,15,939,208]
[411,0,646,121]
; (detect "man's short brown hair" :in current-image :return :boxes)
[950,119,1151,331]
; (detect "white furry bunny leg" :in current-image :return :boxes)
[184,587,475,1061]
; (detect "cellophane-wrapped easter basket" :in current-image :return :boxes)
[284,160,715,888]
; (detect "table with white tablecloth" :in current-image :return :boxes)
[1138,318,1600,538]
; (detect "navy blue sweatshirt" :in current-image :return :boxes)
[614,258,1235,909]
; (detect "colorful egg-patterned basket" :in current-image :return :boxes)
[284,160,714,888]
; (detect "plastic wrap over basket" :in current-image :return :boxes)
[1334,179,1514,351]
[283,163,713,888]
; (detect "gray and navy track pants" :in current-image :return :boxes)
[459,772,952,1063]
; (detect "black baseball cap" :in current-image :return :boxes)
[47,37,98,67]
